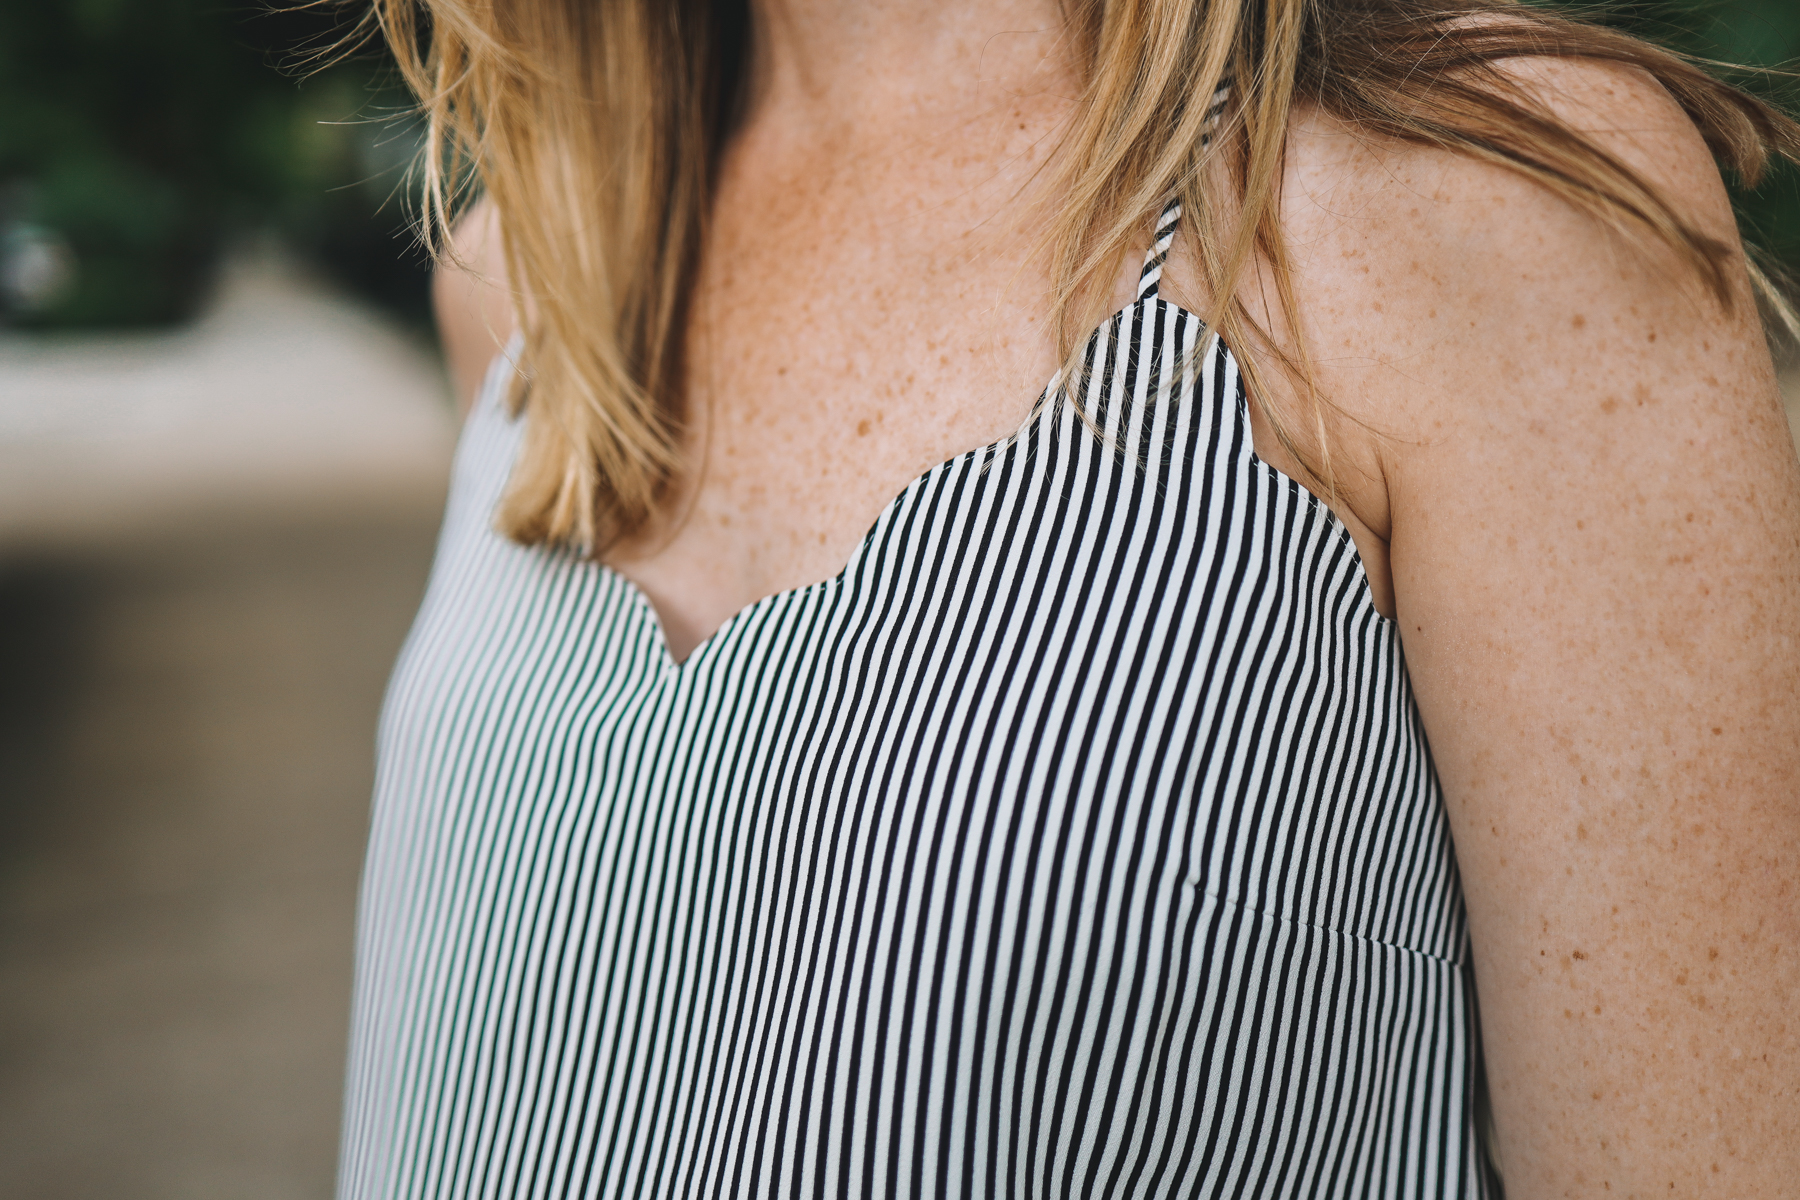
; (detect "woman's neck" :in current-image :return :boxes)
[745,0,1074,127]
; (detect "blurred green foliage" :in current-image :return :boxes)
[0,1,428,328]
[0,1,1797,331]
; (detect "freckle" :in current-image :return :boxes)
[1573,949,1588,960]
[1676,970,1688,984]
[1565,1008,1574,1018]
[818,532,827,544]
[1708,947,1719,960]
[1648,330,1657,342]
[777,366,788,376]
[1593,1004,1601,1014]
[1712,727,1722,735]
[1599,396,1618,414]
[856,419,872,436]
[1577,823,1588,839]
[1712,1164,1719,1173]
[1572,314,1587,329]
[1592,1090,1602,1099]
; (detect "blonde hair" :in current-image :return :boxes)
[369,0,1800,551]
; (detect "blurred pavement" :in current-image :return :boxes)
[0,254,454,1200]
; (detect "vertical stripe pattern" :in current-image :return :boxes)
[339,214,1486,1198]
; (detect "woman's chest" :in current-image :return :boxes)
[611,136,1093,659]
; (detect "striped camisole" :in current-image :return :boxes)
[338,203,1489,1199]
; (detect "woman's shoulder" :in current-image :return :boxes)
[1269,54,1769,514]
[1273,58,1800,1200]
[1281,29,1735,221]
[1280,54,1742,353]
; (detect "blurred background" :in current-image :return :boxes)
[0,5,450,1198]
[0,2,1796,1198]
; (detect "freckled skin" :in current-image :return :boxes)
[624,9,1092,658]
[435,8,1800,1195]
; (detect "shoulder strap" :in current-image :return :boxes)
[1136,199,1183,301]
[1135,81,1232,302]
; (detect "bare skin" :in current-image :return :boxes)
[435,2,1800,1194]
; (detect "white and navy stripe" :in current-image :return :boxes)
[339,208,1489,1198]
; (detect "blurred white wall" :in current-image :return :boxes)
[0,246,453,549]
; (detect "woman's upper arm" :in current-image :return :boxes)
[1293,64,1800,1194]
[432,195,515,416]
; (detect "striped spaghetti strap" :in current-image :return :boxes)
[1136,198,1184,299]
[1135,82,1230,301]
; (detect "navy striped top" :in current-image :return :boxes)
[338,204,1489,1198]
